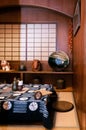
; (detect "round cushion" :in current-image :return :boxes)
[52,100,74,112]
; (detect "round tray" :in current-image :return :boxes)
[52,100,74,112]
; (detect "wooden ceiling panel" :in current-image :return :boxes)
[0,0,78,17]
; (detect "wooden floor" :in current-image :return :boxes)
[0,92,80,130]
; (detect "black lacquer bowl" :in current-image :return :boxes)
[48,50,69,71]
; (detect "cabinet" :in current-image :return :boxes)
[0,70,73,92]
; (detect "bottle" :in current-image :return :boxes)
[17,79,23,91]
[12,77,18,91]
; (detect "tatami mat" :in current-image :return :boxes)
[53,92,80,130]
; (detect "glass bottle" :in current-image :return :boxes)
[12,77,18,91]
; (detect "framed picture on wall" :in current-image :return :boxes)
[73,0,81,36]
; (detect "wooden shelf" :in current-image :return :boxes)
[54,86,73,92]
[0,70,74,74]
[0,70,73,92]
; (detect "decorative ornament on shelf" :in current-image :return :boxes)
[48,50,69,71]
[12,77,18,91]
[17,79,23,91]
[1,60,10,71]
[18,63,26,71]
[32,59,42,71]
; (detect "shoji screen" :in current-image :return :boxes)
[0,24,56,61]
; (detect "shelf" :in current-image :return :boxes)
[54,86,73,92]
[0,70,73,92]
[0,70,74,74]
